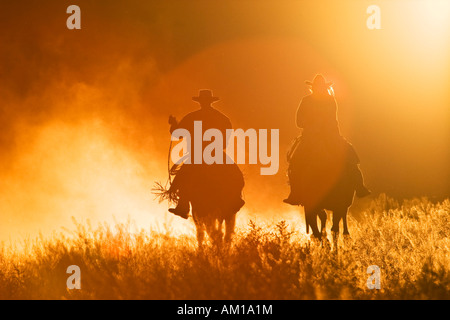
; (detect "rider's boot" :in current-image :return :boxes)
[356,185,371,197]
[232,198,245,212]
[169,197,190,219]
[283,191,301,205]
[352,164,371,197]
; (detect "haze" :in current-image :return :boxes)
[0,0,448,242]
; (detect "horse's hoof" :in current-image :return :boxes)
[343,234,352,243]
[309,235,322,246]
[322,239,331,251]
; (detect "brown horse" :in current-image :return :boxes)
[190,199,238,248]
[154,160,244,248]
[183,162,244,248]
[302,161,357,247]
[285,76,369,244]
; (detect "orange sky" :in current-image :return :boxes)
[0,0,449,242]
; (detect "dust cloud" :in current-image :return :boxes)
[0,1,448,243]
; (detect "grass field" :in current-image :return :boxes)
[0,194,449,300]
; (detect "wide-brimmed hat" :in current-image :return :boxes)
[192,89,220,104]
[305,74,333,88]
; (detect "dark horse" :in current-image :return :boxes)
[162,161,245,248]
[191,163,244,248]
[190,192,239,248]
[162,89,245,248]
[286,136,364,247]
[284,74,370,246]
[302,160,357,245]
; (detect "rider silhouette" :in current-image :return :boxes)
[168,89,245,218]
[284,74,370,205]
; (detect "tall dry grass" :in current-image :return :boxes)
[0,194,449,300]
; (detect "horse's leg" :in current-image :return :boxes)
[331,207,352,250]
[331,211,341,249]
[224,214,236,245]
[340,207,352,250]
[204,214,221,247]
[305,208,321,239]
[215,218,224,248]
[196,225,205,249]
[205,217,216,244]
[192,210,205,249]
[331,209,342,233]
[342,209,350,235]
[318,210,330,249]
[318,210,327,234]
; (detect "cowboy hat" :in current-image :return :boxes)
[192,89,220,103]
[305,74,333,87]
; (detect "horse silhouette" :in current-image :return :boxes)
[158,90,245,247]
[301,160,357,246]
[287,135,363,246]
[189,163,244,248]
[284,74,370,245]
[154,163,244,248]
[190,192,238,248]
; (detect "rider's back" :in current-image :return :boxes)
[296,93,341,141]
[176,106,232,150]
